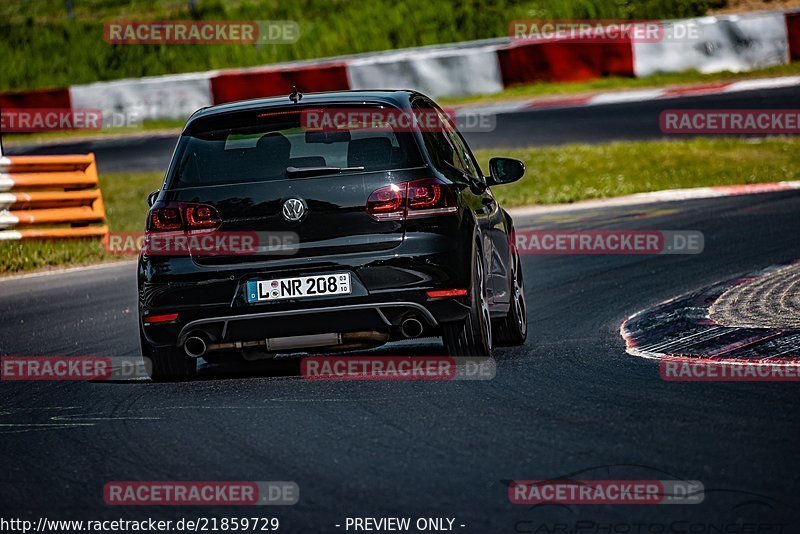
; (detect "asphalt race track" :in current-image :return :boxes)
[2,190,800,531]
[5,84,800,172]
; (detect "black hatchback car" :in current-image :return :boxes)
[139,90,527,379]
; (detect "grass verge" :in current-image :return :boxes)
[1,136,798,275]
[477,136,800,206]
[0,0,713,92]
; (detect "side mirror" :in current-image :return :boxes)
[147,190,160,207]
[488,157,525,186]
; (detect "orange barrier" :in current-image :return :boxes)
[0,154,108,240]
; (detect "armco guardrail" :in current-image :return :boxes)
[0,154,108,240]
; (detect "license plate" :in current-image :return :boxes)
[247,273,351,303]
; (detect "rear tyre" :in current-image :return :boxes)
[442,246,492,357]
[493,248,527,346]
[141,334,197,381]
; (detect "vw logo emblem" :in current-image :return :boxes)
[282,198,306,222]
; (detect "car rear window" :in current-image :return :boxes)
[167,105,425,188]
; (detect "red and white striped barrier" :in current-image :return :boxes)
[69,72,216,125]
[789,12,800,60]
[0,87,72,110]
[498,39,634,85]
[346,44,504,98]
[210,61,350,104]
[632,12,789,77]
[1,10,798,123]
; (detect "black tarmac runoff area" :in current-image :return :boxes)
[2,189,800,532]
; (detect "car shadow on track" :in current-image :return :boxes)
[98,338,459,383]
[100,336,528,384]
[193,338,449,381]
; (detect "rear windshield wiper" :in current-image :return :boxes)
[286,166,365,178]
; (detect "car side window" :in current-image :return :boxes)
[411,99,468,181]
[441,115,481,180]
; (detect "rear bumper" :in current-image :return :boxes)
[180,300,437,345]
[138,234,474,348]
[141,294,470,348]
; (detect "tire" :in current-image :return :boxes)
[493,247,527,346]
[141,331,197,381]
[442,245,492,357]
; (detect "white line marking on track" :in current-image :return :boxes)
[508,181,800,217]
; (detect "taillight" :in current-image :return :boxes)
[184,205,219,229]
[405,177,457,218]
[148,203,220,232]
[150,207,182,231]
[367,184,405,220]
[366,178,456,221]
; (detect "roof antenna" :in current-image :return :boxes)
[289,86,303,104]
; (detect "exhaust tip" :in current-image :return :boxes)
[401,317,424,339]
[184,336,207,358]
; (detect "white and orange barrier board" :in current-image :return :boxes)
[0,154,108,240]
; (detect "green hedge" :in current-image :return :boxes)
[0,0,715,92]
